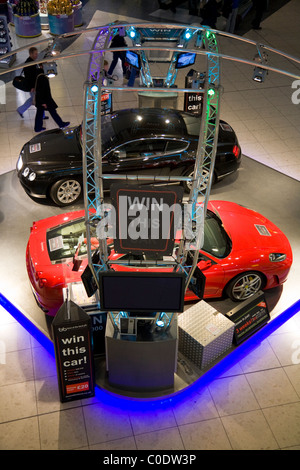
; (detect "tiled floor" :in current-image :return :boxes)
[0,0,300,451]
[1,303,300,450]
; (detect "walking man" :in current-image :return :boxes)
[34,71,69,133]
[17,47,43,118]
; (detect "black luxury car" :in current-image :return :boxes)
[16,108,241,206]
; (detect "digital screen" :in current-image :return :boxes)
[126,50,140,69]
[175,52,196,69]
[99,272,185,313]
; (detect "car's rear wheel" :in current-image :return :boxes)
[183,167,214,193]
[225,271,264,302]
[50,178,82,206]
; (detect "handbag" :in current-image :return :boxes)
[32,73,44,107]
[12,73,31,92]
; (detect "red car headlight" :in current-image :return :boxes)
[269,253,287,262]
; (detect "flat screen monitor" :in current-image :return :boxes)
[175,52,196,69]
[126,50,141,69]
[99,271,185,313]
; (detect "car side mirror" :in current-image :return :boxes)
[198,259,212,271]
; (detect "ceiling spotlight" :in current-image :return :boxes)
[252,51,268,83]
[184,29,192,40]
[128,27,136,39]
[51,42,62,56]
[252,68,267,83]
[91,83,98,93]
[43,61,57,78]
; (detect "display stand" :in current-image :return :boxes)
[105,315,178,392]
[7,1,15,25]
[0,15,16,68]
[73,1,82,27]
[13,12,41,38]
[48,12,74,35]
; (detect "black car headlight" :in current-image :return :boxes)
[22,167,36,181]
[28,172,36,181]
[17,154,23,172]
[269,253,287,262]
[22,167,30,177]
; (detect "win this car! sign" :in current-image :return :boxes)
[110,183,184,256]
[52,300,95,402]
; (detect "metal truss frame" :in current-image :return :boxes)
[80,24,221,330]
[176,28,221,290]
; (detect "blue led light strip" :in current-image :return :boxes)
[0,292,54,357]
[1,291,299,406]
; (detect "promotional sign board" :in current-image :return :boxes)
[184,91,203,115]
[110,183,184,256]
[89,310,107,355]
[225,291,270,345]
[101,92,112,115]
[52,300,95,402]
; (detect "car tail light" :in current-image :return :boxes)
[233,145,240,158]
[38,278,47,288]
[36,271,47,288]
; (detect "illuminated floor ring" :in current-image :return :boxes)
[1,292,299,404]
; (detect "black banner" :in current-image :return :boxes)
[225,291,270,345]
[110,183,184,256]
[101,92,112,115]
[52,300,95,402]
[184,92,203,115]
[90,310,107,355]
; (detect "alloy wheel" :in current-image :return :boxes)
[56,180,81,205]
[230,273,262,301]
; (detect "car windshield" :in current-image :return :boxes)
[46,217,97,263]
[202,210,232,258]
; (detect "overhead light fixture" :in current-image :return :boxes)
[51,41,62,56]
[252,68,267,82]
[252,51,268,83]
[127,26,137,39]
[43,61,57,78]
[184,29,192,40]
[91,83,98,93]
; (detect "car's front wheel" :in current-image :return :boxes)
[50,178,82,206]
[225,271,264,302]
[183,167,215,193]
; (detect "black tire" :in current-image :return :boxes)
[183,167,215,193]
[50,178,82,206]
[225,271,264,302]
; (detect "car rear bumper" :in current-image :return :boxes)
[215,151,241,180]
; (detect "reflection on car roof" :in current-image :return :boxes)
[109,108,200,140]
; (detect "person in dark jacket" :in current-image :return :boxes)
[252,0,267,30]
[107,32,128,77]
[200,0,220,29]
[17,47,43,118]
[34,72,69,133]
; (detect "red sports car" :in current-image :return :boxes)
[26,201,293,316]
